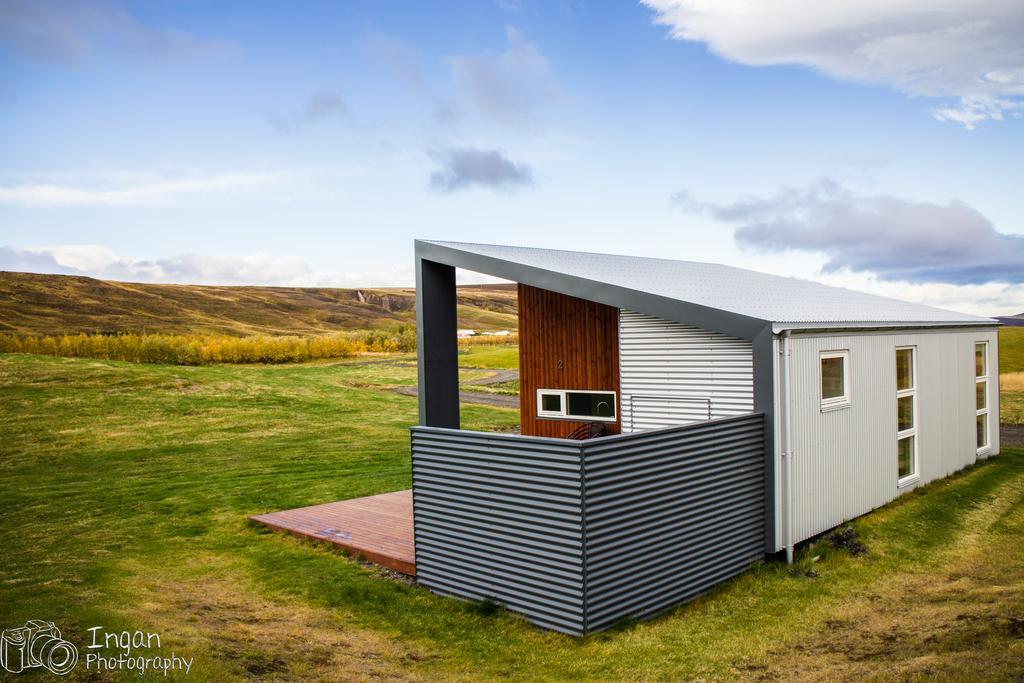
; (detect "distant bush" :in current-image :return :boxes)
[357,325,418,353]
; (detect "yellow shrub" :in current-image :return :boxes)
[0,325,517,365]
[458,333,519,348]
[0,332,360,365]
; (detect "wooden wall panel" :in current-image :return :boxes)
[518,284,620,437]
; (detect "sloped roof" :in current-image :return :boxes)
[417,240,994,333]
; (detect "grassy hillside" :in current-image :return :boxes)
[1,353,1021,680]
[0,271,517,337]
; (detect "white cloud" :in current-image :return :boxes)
[817,271,1024,317]
[675,178,1024,285]
[643,0,1024,128]
[931,94,1024,130]
[0,171,288,207]
[0,0,227,62]
[428,147,534,192]
[445,26,558,129]
[363,30,461,126]
[268,91,354,134]
[0,245,418,288]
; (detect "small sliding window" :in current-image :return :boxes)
[536,389,617,422]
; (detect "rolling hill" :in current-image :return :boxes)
[995,313,1024,327]
[0,271,517,337]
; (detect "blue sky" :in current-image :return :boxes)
[1,0,1022,314]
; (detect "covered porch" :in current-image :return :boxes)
[410,241,773,634]
[256,240,775,635]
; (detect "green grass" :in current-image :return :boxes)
[1002,391,1024,424]
[457,343,519,370]
[1000,327,1024,374]
[1000,328,1024,424]
[1,353,1022,681]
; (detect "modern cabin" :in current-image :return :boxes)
[410,240,1000,635]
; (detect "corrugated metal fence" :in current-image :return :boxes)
[411,428,587,634]
[411,413,766,635]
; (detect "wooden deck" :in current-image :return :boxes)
[250,490,415,575]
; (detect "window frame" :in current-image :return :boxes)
[536,389,565,418]
[819,350,851,411]
[896,346,918,487]
[975,341,990,454]
[535,389,618,423]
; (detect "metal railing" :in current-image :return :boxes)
[627,394,712,432]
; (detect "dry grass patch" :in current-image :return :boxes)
[1002,372,1024,392]
[1001,376,1024,424]
[757,468,1024,681]
[119,557,435,682]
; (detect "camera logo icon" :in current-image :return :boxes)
[1,620,79,676]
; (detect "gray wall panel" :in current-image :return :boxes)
[411,414,767,635]
[583,414,766,630]
[411,427,587,634]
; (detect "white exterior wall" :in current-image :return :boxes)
[619,310,754,433]
[775,326,1000,548]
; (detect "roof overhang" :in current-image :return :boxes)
[417,239,770,341]
[773,321,1000,334]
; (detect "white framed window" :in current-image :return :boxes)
[536,389,617,422]
[537,389,565,418]
[976,342,990,453]
[820,350,851,410]
[896,346,918,485]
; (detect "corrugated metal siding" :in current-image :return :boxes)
[411,427,587,634]
[783,327,999,547]
[619,310,753,432]
[412,415,767,634]
[582,414,766,631]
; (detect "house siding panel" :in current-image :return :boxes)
[518,284,621,438]
[619,310,754,432]
[781,326,999,547]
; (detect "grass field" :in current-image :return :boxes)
[2,350,1022,681]
[1000,327,1024,374]
[457,343,520,370]
[1001,328,1024,425]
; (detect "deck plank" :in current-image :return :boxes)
[250,490,415,575]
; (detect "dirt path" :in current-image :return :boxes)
[392,386,519,409]
[388,366,520,408]
[1002,423,1024,448]
[462,369,518,386]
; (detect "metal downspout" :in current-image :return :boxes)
[781,330,795,564]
